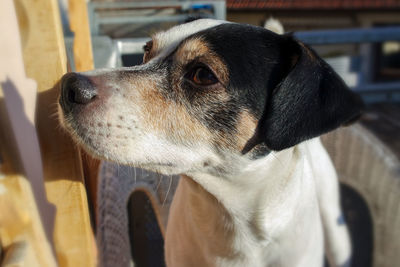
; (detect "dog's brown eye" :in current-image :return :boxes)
[190,67,218,86]
[143,40,153,63]
[143,41,152,53]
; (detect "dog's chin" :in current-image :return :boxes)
[78,143,185,176]
[59,120,185,175]
[61,120,105,159]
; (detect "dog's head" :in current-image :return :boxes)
[58,19,363,175]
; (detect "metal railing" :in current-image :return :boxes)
[88,1,226,35]
[295,27,400,44]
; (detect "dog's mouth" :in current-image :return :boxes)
[60,109,138,159]
[58,102,185,173]
[59,113,107,159]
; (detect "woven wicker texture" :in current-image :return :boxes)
[97,164,178,267]
[321,124,400,267]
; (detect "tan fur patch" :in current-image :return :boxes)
[181,175,236,258]
[236,111,258,150]
[132,78,211,144]
[210,110,257,151]
[298,41,316,61]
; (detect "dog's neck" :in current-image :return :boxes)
[188,145,303,223]
[166,144,314,266]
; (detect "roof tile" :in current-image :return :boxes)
[227,0,400,9]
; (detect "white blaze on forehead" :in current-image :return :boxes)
[153,19,229,59]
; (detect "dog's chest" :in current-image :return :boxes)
[165,152,324,267]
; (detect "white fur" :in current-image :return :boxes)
[166,138,350,267]
[264,17,285,35]
[152,19,228,62]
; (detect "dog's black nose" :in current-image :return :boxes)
[60,72,97,111]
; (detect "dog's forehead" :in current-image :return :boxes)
[153,19,228,56]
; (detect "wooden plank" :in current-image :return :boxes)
[68,0,100,223]
[81,152,101,226]
[0,175,55,267]
[68,0,94,72]
[14,0,97,266]
[0,1,57,266]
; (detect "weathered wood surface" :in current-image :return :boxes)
[68,0,94,72]
[0,0,57,266]
[68,0,101,223]
[14,0,97,266]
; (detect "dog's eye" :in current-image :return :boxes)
[189,67,218,86]
[143,40,153,63]
[143,41,152,53]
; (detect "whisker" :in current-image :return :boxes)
[155,173,162,192]
[162,175,173,207]
[127,167,131,180]
[49,111,59,119]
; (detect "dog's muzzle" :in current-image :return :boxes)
[59,72,97,113]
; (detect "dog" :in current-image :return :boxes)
[58,19,363,267]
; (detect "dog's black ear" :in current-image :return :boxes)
[249,36,364,152]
